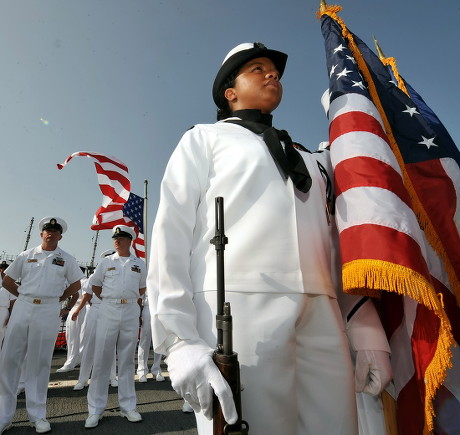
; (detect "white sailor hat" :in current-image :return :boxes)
[112,225,136,240]
[39,217,67,234]
[100,249,116,258]
[212,42,288,107]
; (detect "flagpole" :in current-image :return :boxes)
[143,179,148,264]
[320,0,327,13]
[88,230,99,276]
[372,35,386,60]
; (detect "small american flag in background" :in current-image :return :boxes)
[57,151,145,259]
[122,193,145,258]
[320,4,458,433]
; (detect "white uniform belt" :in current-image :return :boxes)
[18,294,59,305]
[102,297,138,304]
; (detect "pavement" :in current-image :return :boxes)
[9,349,198,435]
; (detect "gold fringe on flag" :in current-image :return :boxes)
[318,4,455,432]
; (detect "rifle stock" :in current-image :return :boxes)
[211,197,249,435]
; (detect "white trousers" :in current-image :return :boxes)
[0,298,60,424]
[0,306,9,348]
[193,292,358,435]
[87,301,139,414]
[78,304,116,384]
[61,304,86,369]
[137,304,162,375]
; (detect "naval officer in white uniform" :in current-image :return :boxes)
[85,225,146,429]
[0,217,83,434]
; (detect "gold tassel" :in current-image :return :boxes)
[343,259,453,434]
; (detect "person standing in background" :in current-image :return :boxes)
[85,225,146,429]
[0,217,83,434]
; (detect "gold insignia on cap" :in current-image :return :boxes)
[50,218,57,225]
[115,227,121,234]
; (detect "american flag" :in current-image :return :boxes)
[57,151,145,259]
[377,48,460,435]
[320,5,458,433]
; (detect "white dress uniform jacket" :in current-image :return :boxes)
[150,121,336,352]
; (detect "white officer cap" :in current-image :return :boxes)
[111,225,136,240]
[100,249,116,258]
[38,217,67,234]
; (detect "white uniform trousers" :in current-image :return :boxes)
[0,306,9,348]
[61,304,86,369]
[87,301,139,414]
[0,298,61,424]
[78,304,116,384]
[137,303,162,376]
[192,292,358,435]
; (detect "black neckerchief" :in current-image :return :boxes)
[225,110,312,193]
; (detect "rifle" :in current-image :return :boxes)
[211,197,249,435]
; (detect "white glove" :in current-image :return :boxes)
[166,338,238,424]
[355,350,392,396]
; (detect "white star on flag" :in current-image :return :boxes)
[346,55,356,64]
[330,64,338,77]
[333,44,345,54]
[418,136,438,149]
[351,80,366,90]
[403,105,419,117]
[336,67,352,79]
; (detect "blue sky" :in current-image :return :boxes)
[1,0,458,265]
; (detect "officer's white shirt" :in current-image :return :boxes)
[5,245,83,297]
[91,252,146,299]
[149,120,336,352]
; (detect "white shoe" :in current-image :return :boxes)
[155,373,165,382]
[30,419,51,433]
[182,401,194,413]
[56,366,75,373]
[110,378,118,387]
[0,423,12,434]
[73,381,88,391]
[85,414,102,429]
[138,374,148,383]
[120,410,142,422]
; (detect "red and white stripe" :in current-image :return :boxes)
[57,151,130,207]
[329,93,431,280]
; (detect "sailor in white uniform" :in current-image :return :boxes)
[0,217,83,434]
[148,43,392,435]
[136,291,165,383]
[56,271,87,372]
[72,250,118,391]
[0,261,15,348]
[85,225,146,429]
